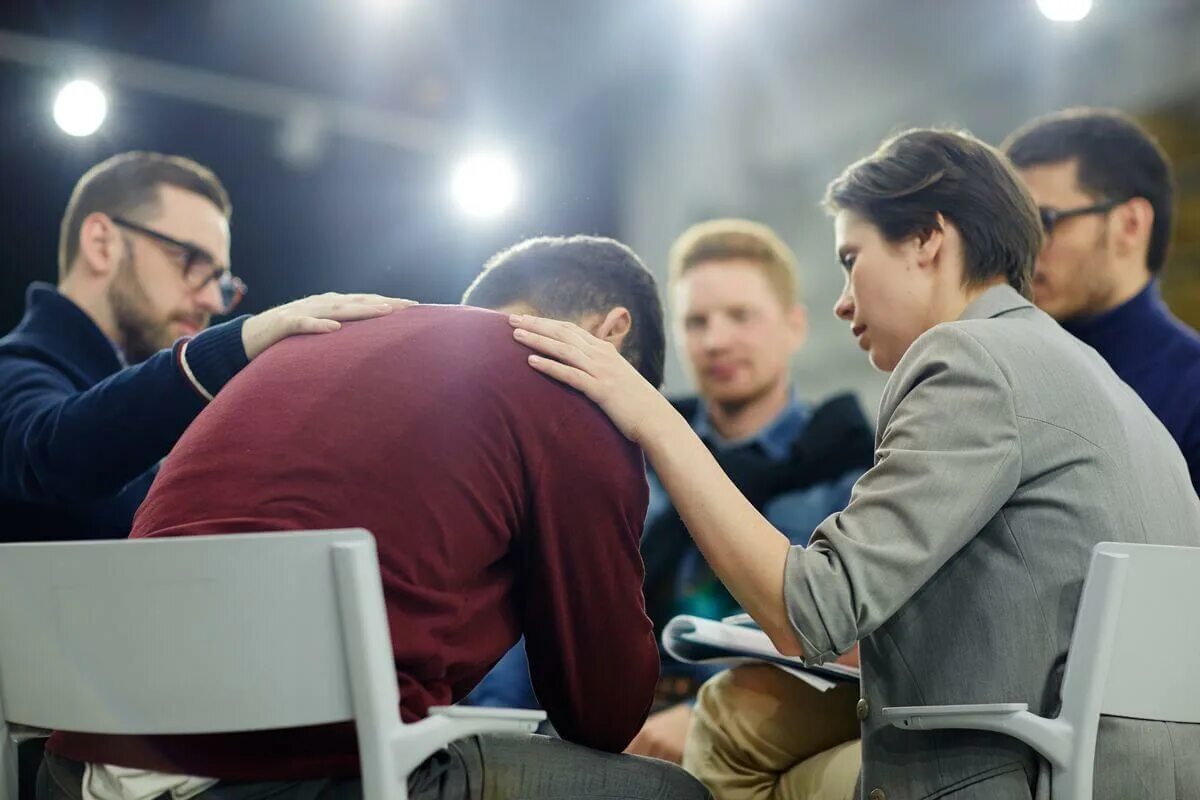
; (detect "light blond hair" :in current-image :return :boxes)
[668,218,799,307]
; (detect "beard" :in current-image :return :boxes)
[704,369,786,418]
[107,251,209,363]
[1037,225,1114,322]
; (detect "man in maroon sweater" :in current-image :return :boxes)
[42,237,709,800]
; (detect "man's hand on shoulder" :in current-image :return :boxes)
[241,293,416,360]
[624,702,693,763]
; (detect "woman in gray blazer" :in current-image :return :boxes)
[509,128,1200,799]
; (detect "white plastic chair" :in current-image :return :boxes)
[0,528,544,800]
[883,541,1200,799]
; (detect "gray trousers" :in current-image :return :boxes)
[39,734,711,800]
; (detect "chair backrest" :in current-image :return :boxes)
[0,529,398,735]
[1096,541,1200,723]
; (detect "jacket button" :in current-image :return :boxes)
[856,698,870,720]
[869,789,885,800]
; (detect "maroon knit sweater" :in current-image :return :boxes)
[48,305,658,781]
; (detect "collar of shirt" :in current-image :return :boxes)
[689,391,810,460]
[1060,280,1184,373]
[3,282,126,384]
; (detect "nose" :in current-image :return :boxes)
[834,283,855,322]
[194,278,225,314]
[701,315,734,351]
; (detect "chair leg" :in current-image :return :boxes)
[1,727,17,800]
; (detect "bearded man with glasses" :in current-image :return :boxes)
[0,151,410,544]
[1004,108,1200,491]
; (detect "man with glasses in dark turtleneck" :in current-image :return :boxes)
[1004,108,1200,490]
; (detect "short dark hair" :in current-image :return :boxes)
[463,235,666,388]
[59,151,232,279]
[824,129,1043,299]
[1002,108,1176,272]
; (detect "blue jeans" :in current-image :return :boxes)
[40,734,710,800]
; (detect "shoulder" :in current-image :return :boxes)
[1169,356,1200,439]
[0,340,73,387]
[879,321,1021,426]
[897,305,1080,387]
[1160,319,1200,372]
[890,321,1013,388]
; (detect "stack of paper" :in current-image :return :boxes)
[661,614,859,692]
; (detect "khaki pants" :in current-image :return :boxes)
[683,666,862,800]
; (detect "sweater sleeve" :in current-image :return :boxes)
[0,318,248,507]
[519,402,659,753]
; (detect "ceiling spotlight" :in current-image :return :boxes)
[53,79,108,137]
[688,0,746,27]
[1036,0,1093,22]
[451,151,518,220]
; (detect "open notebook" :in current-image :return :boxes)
[662,613,860,692]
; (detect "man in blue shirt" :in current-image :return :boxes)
[1004,108,1200,490]
[627,219,872,762]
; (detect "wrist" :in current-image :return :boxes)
[633,396,689,452]
[240,312,267,360]
[181,316,251,398]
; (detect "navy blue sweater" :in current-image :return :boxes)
[0,283,249,541]
[1062,281,1200,490]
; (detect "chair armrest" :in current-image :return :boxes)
[427,706,546,723]
[883,703,1027,728]
[6,724,52,743]
[391,706,547,780]
[883,703,1070,767]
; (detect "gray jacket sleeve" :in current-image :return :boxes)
[783,324,1023,665]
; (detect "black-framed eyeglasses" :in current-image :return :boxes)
[1038,200,1122,237]
[110,216,247,313]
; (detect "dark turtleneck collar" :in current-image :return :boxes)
[1060,280,1184,375]
[0,282,125,386]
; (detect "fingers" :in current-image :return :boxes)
[272,316,343,338]
[287,293,418,322]
[340,293,413,307]
[527,354,595,395]
[297,316,340,333]
[317,303,397,322]
[512,328,592,371]
[508,314,596,349]
[303,295,397,322]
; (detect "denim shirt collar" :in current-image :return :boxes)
[690,390,809,460]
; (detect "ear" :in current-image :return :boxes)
[75,212,123,279]
[913,214,947,271]
[592,306,633,350]
[785,302,808,352]
[1112,197,1154,263]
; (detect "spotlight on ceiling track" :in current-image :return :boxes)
[1036,0,1093,22]
[451,151,519,220]
[53,79,108,137]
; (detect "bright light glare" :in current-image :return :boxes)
[452,152,518,220]
[690,0,744,25]
[53,79,108,137]
[1036,0,1093,22]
